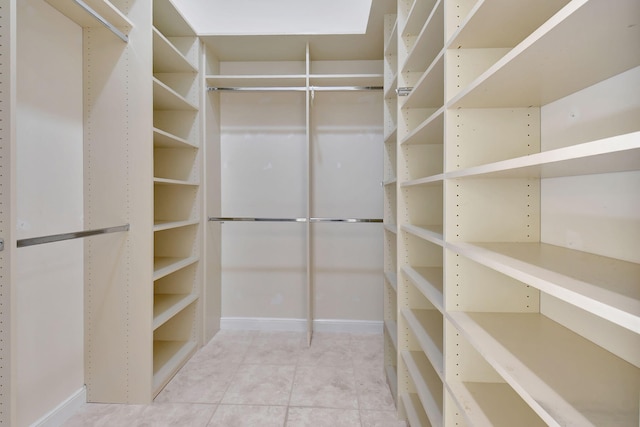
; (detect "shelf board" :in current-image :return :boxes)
[447,131,640,179]
[384,73,398,99]
[400,392,432,427]
[449,311,640,426]
[401,174,445,187]
[402,266,444,312]
[153,78,198,111]
[402,224,444,246]
[153,219,200,232]
[402,308,444,378]
[384,224,398,235]
[153,177,199,186]
[153,256,199,281]
[153,339,198,394]
[403,0,443,73]
[403,0,437,40]
[384,126,397,144]
[403,53,444,110]
[449,0,640,108]
[153,128,197,149]
[309,74,384,88]
[206,74,306,88]
[451,241,640,334]
[153,293,198,330]
[385,319,398,351]
[402,351,443,427]
[401,107,444,146]
[45,0,132,31]
[385,365,398,401]
[448,0,570,49]
[384,271,398,293]
[153,0,195,37]
[447,381,547,427]
[384,19,398,56]
[153,28,197,73]
[383,177,397,186]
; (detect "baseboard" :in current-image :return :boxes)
[220,317,383,334]
[32,386,86,427]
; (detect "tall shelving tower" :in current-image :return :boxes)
[389,0,640,425]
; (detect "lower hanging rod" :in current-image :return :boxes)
[208,217,382,223]
[17,224,130,248]
[207,86,383,93]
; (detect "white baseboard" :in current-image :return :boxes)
[32,386,86,427]
[220,317,383,334]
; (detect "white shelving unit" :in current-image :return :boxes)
[388,0,640,425]
[152,0,203,397]
[383,12,399,402]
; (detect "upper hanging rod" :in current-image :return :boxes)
[207,86,383,93]
[208,217,382,223]
[73,0,129,43]
[17,224,130,248]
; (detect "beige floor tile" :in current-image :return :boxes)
[222,364,296,405]
[138,403,216,426]
[298,336,352,367]
[290,366,358,409]
[286,407,361,427]
[360,410,407,427]
[190,330,255,364]
[154,361,239,404]
[355,366,396,411]
[243,331,304,365]
[208,404,287,427]
[61,403,146,427]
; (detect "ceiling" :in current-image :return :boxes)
[173,0,396,61]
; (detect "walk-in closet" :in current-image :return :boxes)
[1,0,638,426]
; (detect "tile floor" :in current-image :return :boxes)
[63,330,407,427]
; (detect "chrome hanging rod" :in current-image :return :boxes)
[207,86,383,93]
[208,217,382,223]
[73,0,129,43]
[17,224,130,248]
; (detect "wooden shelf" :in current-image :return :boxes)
[384,224,398,235]
[154,177,199,186]
[153,78,198,111]
[401,174,445,188]
[401,224,444,246]
[400,392,432,427]
[447,381,547,427]
[152,339,197,393]
[403,0,443,74]
[403,53,444,109]
[153,128,197,149]
[384,126,397,145]
[45,0,132,31]
[402,308,443,377]
[402,0,437,41]
[153,256,199,281]
[309,74,383,87]
[153,219,199,232]
[402,266,443,312]
[384,73,398,99]
[385,319,398,351]
[153,293,198,330]
[153,0,194,37]
[449,311,640,426]
[451,242,640,333]
[400,107,443,146]
[385,271,398,293]
[402,351,443,427]
[384,18,398,56]
[206,74,306,88]
[449,0,640,108]
[153,28,197,73]
[449,0,570,49]
[386,365,398,401]
[447,131,640,179]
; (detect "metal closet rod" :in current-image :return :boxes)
[207,86,383,92]
[208,217,382,223]
[73,0,129,43]
[17,224,130,248]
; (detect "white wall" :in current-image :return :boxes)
[15,1,84,425]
